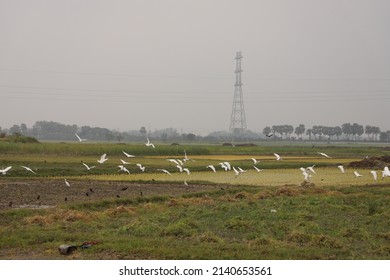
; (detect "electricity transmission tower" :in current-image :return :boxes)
[229,51,247,137]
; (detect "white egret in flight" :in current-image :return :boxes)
[20,165,37,174]
[145,137,155,148]
[0,166,12,175]
[82,163,95,170]
[207,165,216,172]
[97,153,108,164]
[75,133,88,142]
[318,152,331,158]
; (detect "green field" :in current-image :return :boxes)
[0,141,390,259]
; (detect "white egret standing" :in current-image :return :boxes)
[382,167,390,178]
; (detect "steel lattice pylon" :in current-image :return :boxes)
[229,51,247,135]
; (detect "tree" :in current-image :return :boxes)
[365,125,381,141]
[271,125,293,139]
[186,133,196,141]
[284,125,294,139]
[294,124,305,139]
[322,126,332,140]
[352,123,364,140]
[306,129,312,140]
[116,134,123,142]
[380,131,390,142]
[271,125,282,138]
[20,123,28,135]
[334,126,342,140]
[9,124,21,135]
[312,126,324,140]
[263,126,272,137]
[342,123,353,140]
[372,126,381,141]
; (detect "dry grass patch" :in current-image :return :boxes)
[376,232,390,241]
[167,196,215,207]
[197,231,224,243]
[253,191,273,200]
[24,209,94,226]
[275,186,301,197]
[310,234,343,249]
[104,206,137,217]
[287,231,343,249]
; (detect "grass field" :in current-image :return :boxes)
[0,142,389,259]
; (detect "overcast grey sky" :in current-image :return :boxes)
[1,0,389,135]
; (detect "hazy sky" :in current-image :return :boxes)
[1,0,389,135]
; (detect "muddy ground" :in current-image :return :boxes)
[348,155,390,169]
[0,179,226,210]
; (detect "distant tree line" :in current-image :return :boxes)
[1,121,389,143]
[0,121,199,143]
[262,123,388,142]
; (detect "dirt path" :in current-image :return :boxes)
[0,178,225,210]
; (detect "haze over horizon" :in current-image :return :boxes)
[1,0,389,136]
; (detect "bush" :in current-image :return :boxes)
[6,134,39,143]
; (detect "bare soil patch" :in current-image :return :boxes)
[348,156,390,169]
[0,179,224,210]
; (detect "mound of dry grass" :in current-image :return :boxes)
[24,209,94,225]
[348,156,390,169]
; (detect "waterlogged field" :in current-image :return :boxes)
[0,142,390,259]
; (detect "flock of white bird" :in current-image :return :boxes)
[1,135,390,188]
[298,153,390,182]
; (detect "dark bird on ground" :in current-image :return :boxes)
[140,191,143,196]
[86,192,89,196]
[64,197,68,202]
[116,194,120,198]
[121,187,128,191]
[89,188,94,193]
[59,244,78,255]
[36,195,40,200]
[9,201,13,207]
